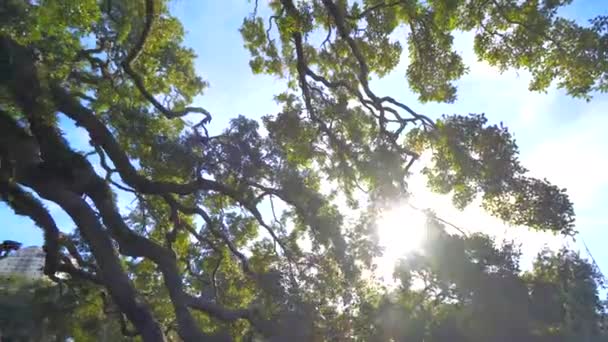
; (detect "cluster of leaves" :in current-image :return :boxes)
[0,0,605,341]
[407,114,575,234]
[243,0,608,103]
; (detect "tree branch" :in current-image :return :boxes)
[165,196,255,277]
[52,86,236,196]
[57,257,104,285]
[185,295,252,322]
[24,177,166,342]
[123,0,155,67]
[120,0,212,121]
[122,62,212,120]
[0,180,60,277]
[346,1,404,21]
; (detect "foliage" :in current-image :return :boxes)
[0,0,605,341]
[0,276,127,341]
[407,114,575,234]
[359,217,608,342]
[242,0,608,102]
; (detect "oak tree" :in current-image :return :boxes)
[0,0,606,341]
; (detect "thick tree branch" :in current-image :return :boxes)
[321,0,435,129]
[1,38,172,341]
[0,180,60,277]
[46,78,271,340]
[279,0,430,177]
[24,177,166,342]
[321,0,375,101]
[52,86,235,196]
[73,171,215,341]
[184,295,252,321]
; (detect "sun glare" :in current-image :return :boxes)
[376,203,428,281]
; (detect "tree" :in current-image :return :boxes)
[361,216,608,342]
[0,0,606,341]
[0,275,133,341]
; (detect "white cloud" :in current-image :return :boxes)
[522,104,608,211]
[466,56,503,81]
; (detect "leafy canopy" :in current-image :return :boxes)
[360,217,608,342]
[0,0,606,341]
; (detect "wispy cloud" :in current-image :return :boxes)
[522,103,608,212]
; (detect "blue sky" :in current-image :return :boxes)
[2,0,607,277]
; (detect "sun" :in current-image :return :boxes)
[375,203,428,281]
[378,203,428,255]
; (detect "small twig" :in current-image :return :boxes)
[122,62,212,120]
[404,154,418,174]
[110,179,137,194]
[93,145,116,182]
[320,16,333,48]
[165,196,255,276]
[59,234,87,268]
[165,198,181,248]
[252,0,259,18]
[407,202,469,237]
[581,237,607,285]
[266,7,285,42]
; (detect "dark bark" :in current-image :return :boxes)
[25,178,167,342]
[51,85,233,196]
[0,36,168,342]
[0,180,60,276]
